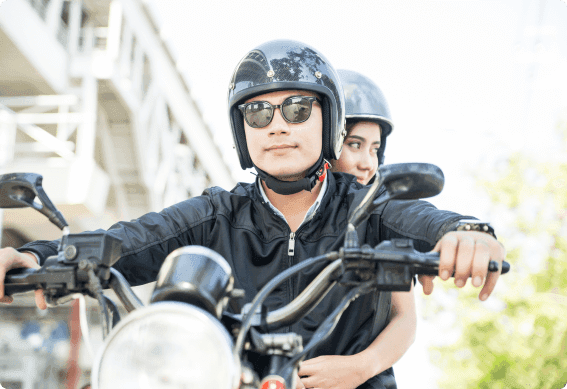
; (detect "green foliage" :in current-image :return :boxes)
[431,128,567,389]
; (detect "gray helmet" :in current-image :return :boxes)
[228,40,346,170]
[338,69,393,165]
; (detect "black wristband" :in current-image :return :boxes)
[454,220,496,239]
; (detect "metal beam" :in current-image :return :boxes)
[0,109,17,248]
[1,104,75,160]
[67,0,83,58]
[76,34,98,161]
[45,0,65,37]
[0,109,16,167]
[98,110,132,221]
[106,1,123,63]
[15,112,83,124]
[0,95,79,107]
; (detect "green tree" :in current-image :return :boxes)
[430,127,567,389]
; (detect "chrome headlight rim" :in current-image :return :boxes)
[91,301,240,389]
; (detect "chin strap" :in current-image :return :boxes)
[255,155,331,195]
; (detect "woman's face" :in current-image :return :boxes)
[332,121,381,185]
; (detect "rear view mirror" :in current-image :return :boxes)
[0,173,68,230]
[379,163,444,200]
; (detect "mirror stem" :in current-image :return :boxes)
[349,171,382,228]
[58,226,70,251]
[344,224,359,249]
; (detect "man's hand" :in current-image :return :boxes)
[418,231,506,301]
[0,247,46,309]
[297,354,370,389]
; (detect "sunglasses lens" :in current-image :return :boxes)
[245,102,273,128]
[282,97,313,123]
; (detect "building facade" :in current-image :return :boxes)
[0,0,235,387]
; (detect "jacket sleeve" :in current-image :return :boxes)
[18,191,218,286]
[378,199,475,252]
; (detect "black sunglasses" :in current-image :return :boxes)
[238,95,321,128]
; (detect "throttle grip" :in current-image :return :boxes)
[3,267,39,296]
[419,252,510,276]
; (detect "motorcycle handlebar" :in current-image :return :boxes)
[3,266,145,312]
[108,268,144,312]
[264,249,510,329]
[265,259,342,329]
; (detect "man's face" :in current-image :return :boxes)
[243,90,322,181]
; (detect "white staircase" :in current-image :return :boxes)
[0,0,235,238]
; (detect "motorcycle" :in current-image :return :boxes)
[0,163,510,389]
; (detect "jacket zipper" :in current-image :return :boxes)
[259,198,316,332]
[288,232,296,256]
[287,218,317,308]
[287,231,295,332]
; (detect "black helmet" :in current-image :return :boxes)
[228,40,346,171]
[338,69,393,165]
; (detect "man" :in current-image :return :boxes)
[0,40,505,389]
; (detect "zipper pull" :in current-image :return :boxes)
[288,232,296,256]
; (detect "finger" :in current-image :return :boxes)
[418,275,435,295]
[0,247,40,300]
[0,295,13,304]
[298,362,316,377]
[0,253,19,299]
[296,375,306,389]
[479,242,506,301]
[298,356,325,376]
[479,270,500,301]
[35,290,47,310]
[438,233,458,280]
[0,248,16,298]
[300,375,317,389]
[471,241,490,287]
[431,240,442,253]
[454,236,475,288]
[0,264,6,299]
[0,249,39,299]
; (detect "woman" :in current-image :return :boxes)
[298,70,415,389]
[331,69,394,184]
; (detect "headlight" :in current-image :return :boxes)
[92,302,240,389]
[151,245,234,318]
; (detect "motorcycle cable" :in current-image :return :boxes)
[278,280,376,383]
[85,266,112,339]
[75,294,94,358]
[234,251,339,358]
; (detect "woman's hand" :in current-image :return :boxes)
[298,354,370,389]
[418,231,506,300]
[0,247,46,309]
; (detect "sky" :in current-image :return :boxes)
[148,0,567,387]
[151,0,567,216]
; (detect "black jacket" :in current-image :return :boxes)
[20,172,471,388]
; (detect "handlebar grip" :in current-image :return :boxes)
[4,268,39,296]
[419,252,511,276]
[501,260,510,274]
